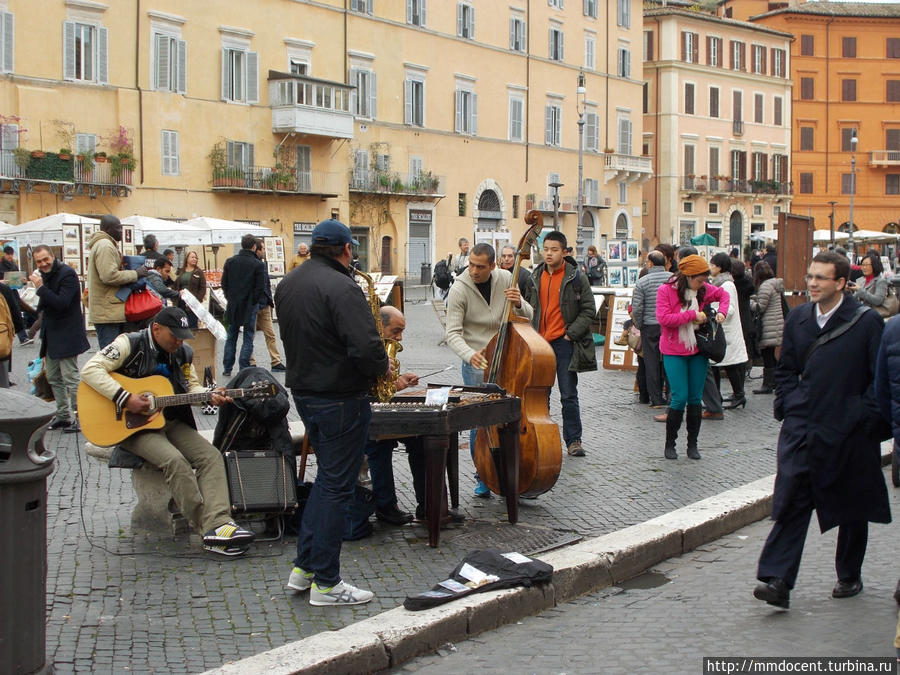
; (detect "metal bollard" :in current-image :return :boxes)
[0,388,56,674]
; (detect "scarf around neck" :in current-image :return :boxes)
[678,288,700,351]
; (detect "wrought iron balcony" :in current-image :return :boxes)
[349,170,445,196]
[211,164,343,197]
[0,151,133,196]
[680,176,792,196]
[525,195,579,213]
[268,71,355,139]
[733,119,745,136]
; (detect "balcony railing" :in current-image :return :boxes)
[733,120,745,136]
[525,195,580,213]
[0,151,132,186]
[681,176,792,195]
[268,70,355,139]
[604,153,653,174]
[349,170,446,196]
[211,165,343,196]
[870,150,900,167]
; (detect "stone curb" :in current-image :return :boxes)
[202,474,777,675]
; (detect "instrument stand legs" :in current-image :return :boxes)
[423,435,450,548]
[497,422,520,525]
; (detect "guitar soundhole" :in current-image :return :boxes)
[125,412,153,430]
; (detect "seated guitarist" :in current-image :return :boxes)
[80,307,255,556]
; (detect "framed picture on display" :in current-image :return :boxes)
[609,351,625,366]
[268,261,285,276]
[627,266,639,286]
[626,241,639,262]
[613,297,630,314]
[64,244,80,258]
[63,225,79,241]
[608,267,623,287]
[66,258,81,275]
[607,242,621,262]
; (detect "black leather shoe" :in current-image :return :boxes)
[832,578,863,599]
[753,578,790,609]
[375,503,413,526]
[48,418,72,430]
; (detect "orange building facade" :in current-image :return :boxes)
[746,2,900,245]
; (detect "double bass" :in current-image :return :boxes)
[473,211,562,498]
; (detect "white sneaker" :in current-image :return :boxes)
[309,580,374,606]
[286,566,314,593]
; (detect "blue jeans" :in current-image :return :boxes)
[549,337,582,446]
[95,323,129,349]
[223,307,258,372]
[293,393,371,587]
[365,438,398,509]
[662,353,709,411]
[461,360,484,463]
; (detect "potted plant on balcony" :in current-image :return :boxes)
[526,193,536,209]
[94,151,107,163]
[76,151,94,181]
[12,147,31,171]
[31,149,45,159]
[603,147,615,154]
[58,148,72,161]
[208,142,227,186]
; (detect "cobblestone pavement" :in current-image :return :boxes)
[18,290,788,673]
[393,468,900,675]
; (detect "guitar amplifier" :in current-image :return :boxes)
[223,451,298,515]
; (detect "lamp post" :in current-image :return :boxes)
[828,200,837,248]
[549,181,563,230]
[576,69,587,258]
[848,129,857,262]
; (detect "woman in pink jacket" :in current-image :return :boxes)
[655,254,730,460]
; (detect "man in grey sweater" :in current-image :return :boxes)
[631,250,672,408]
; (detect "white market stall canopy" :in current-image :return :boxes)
[749,229,899,243]
[9,213,100,246]
[183,217,272,245]
[121,215,209,247]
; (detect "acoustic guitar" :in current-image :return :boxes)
[78,373,277,446]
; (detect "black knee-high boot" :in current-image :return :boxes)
[686,404,702,460]
[664,408,684,459]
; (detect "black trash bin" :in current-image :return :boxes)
[0,388,55,675]
[420,262,432,286]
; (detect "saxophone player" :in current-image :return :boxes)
[274,218,391,607]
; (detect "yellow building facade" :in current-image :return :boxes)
[0,0,649,275]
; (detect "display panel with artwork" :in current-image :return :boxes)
[607,241,622,262]
[626,241,639,262]
[608,267,623,287]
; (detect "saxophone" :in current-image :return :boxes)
[354,268,402,402]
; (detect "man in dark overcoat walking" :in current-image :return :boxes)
[30,245,90,431]
[754,250,891,610]
[221,233,265,377]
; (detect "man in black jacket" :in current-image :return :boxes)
[30,245,90,431]
[275,218,389,607]
[221,233,265,377]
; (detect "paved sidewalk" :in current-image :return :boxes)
[395,468,900,675]
[16,296,786,673]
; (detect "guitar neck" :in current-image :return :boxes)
[153,387,247,409]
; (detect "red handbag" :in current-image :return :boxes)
[125,288,163,322]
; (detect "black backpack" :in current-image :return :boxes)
[433,259,452,290]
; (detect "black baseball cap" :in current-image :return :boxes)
[153,307,194,340]
[311,218,359,246]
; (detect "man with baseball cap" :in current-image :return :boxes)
[80,307,255,556]
[276,218,389,606]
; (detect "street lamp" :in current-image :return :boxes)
[848,129,857,261]
[828,200,837,248]
[576,69,587,257]
[549,181,563,230]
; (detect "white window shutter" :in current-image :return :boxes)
[161,131,170,174]
[176,40,187,93]
[247,51,258,103]
[221,49,230,100]
[457,4,463,36]
[407,0,412,23]
[248,143,254,169]
[370,72,377,118]
[617,49,622,76]
[172,132,180,174]
[545,105,552,144]
[549,30,553,57]
[97,27,108,84]
[156,34,169,90]
[509,18,515,50]
[367,0,373,13]
[421,0,426,25]
[455,90,462,132]
[2,12,13,73]
[350,67,359,114]
[403,79,412,124]
[63,21,75,80]
[625,50,630,77]
[471,92,477,135]
[467,6,474,38]
[560,32,564,60]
